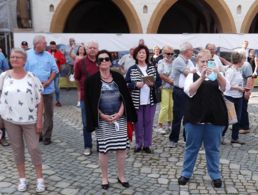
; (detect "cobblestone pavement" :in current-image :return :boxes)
[1,89,258,195]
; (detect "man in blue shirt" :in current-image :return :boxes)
[0,49,10,146]
[0,50,9,73]
[25,35,59,145]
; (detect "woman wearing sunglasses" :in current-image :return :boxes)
[178,49,228,188]
[156,45,174,134]
[85,50,137,190]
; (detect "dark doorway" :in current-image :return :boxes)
[158,0,221,33]
[64,0,129,33]
[249,13,258,33]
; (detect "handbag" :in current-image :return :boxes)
[224,98,238,125]
[154,87,161,103]
[127,122,134,142]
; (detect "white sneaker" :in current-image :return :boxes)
[83,148,92,156]
[36,178,45,193]
[156,127,166,134]
[76,101,80,107]
[17,178,28,192]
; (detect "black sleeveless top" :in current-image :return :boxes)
[184,73,228,125]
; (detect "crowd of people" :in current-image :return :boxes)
[0,36,257,192]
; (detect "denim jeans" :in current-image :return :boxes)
[80,101,92,149]
[222,96,243,140]
[54,73,60,102]
[169,87,187,143]
[181,123,224,180]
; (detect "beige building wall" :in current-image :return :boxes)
[224,0,255,32]
[29,0,257,33]
[31,0,60,32]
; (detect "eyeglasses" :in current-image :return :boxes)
[200,60,208,63]
[165,53,174,56]
[10,56,23,60]
[98,57,110,63]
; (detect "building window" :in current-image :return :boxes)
[17,0,32,28]
[143,5,148,14]
[49,4,54,12]
[237,5,241,15]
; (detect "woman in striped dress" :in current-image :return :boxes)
[85,50,137,190]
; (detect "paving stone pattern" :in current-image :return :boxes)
[1,89,258,194]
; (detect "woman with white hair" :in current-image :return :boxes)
[150,45,163,66]
[0,48,45,192]
[222,50,246,144]
[156,45,174,134]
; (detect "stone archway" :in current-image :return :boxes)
[241,1,258,33]
[50,0,142,33]
[147,0,236,33]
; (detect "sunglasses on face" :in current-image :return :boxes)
[97,57,110,63]
[165,53,174,56]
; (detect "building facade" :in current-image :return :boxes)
[16,0,258,34]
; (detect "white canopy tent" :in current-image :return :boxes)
[13,33,258,51]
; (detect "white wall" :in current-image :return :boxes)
[31,0,60,32]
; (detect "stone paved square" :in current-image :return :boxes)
[1,89,258,194]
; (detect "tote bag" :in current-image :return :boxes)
[224,98,238,125]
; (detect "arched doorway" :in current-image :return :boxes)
[50,0,142,33]
[147,0,236,33]
[249,14,258,33]
[241,1,258,33]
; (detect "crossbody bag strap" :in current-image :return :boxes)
[81,57,89,78]
[0,70,10,91]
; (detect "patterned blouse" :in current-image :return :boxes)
[0,71,43,124]
[99,80,121,115]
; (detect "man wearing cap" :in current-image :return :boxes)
[21,41,30,51]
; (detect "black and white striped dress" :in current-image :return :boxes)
[96,80,129,153]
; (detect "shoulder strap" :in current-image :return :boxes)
[81,57,89,78]
[0,70,10,90]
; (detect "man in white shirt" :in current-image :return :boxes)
[169,42,194,148]
[241,40,249,62]
[118,48,135,75]
[206,43,225,72]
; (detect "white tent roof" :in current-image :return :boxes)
[13,33,257,51]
